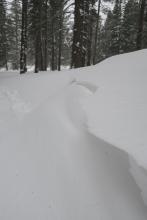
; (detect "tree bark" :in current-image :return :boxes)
[15,0,19,70]
[51,15,55,71]
[58,2,64,71]
[72,0,87,68]
[20,0,28,74]
[93,0,101,65]
[44,0,48,71]
[136,0,146,50]
[87,1,95,66]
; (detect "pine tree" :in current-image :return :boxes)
[29,0,49,73]
[49,0,57,71]
[71,0,91,68]
[92,0,115,64]
[93,18,104,62]
[102,10,114,58]
[109,0,122,56]
[121,0,139,53]
[87,0,96,66]
[49,0,70,71]
[61,16,73,67]
[7,0,21,69]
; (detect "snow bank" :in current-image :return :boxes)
[73,49,147,206]
[0,50,147,219]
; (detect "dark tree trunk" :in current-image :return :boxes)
[44,0,48,71]
[50,0,57,71]
[83,0,90,66]
[34,9,41,72]
[40,5,43,71]
[34,0,48,72]
[20,0,28,74]
[136,0,146,50]
[87,1,95,66]
[93,0,101,65]
[71,0,87,68]
[0,0,8,69]
[5,51,8,70]
[87,23,93,66]
[51,16,55,71]
[35,32,40,73]
[58,2,64,71]
[15,0,19,70]
[58,22,62,71]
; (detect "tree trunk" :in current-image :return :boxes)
[51,18,55,71]
[72,0,86,68]
[15,0,19,70]
[93,0,101,65]
[58,25,62,71]
[58,3,63,71]
[87,24,93,66]
[44,0,48,71]
[20,0,28,74]
[136,0,146,50]
[35,32,40,73]
[87,1,94,66]
[5,51,8,70]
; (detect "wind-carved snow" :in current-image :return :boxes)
[0,50,147,220]
[129,156,147,206]
[67,80,147,215]
[66,79,98,130]
[75,80,98,94]
[70,78,98,94]
[68,79,147,209]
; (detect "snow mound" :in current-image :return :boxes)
[73,49,147,206]
[76,50,147,169]
[0,49,147,219]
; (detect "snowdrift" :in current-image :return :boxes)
[0,50,147,220]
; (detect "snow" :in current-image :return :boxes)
[0,49,147,219]
[77,50,147,170]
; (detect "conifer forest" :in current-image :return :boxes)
[1,1,147,219]
[0,0,147,73]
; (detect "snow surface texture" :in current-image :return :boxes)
[0,50,147,220]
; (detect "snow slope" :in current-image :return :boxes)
[0,50,147,220]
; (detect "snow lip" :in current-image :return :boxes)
[70,78,98,94]
[87,128,147,207]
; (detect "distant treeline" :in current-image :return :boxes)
[0,0,147,73]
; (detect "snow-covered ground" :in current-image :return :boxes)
[0,50,147,220]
